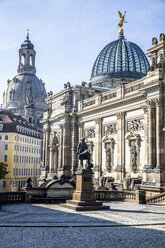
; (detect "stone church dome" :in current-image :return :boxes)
[90,34,149,87]
[3,32,47,123]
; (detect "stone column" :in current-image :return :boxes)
[62,114,71,177]
[95,118,102,179]
[116,112,125,180]
[49,146,54,172]
[77,122,84,169]
[71,113,78,175]
[156,98,162,169]
[78,122,84,141]
[143,106,148,167]
[42,129,46,165]
[58,125,63,169]
[148,100,156,168]
[54,146,58,173]
[44,126,50,173]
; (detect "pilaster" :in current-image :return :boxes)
[94,118,102,179]
[116,112,125,180]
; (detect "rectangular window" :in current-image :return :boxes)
[36,158,38,164]
[20,156,21,163]
[17,155,19,163]
[23,146,24,152]
[28,169,30,176]
[15,136,16,141]
[5,144,8,150]
[22,168,23,176]
[14,155,16,162]
[17,145,19,151]
[4,155,7,162]
[13,168,15,176]
[36,169,37,175]
[16,168,18,176]
[20,146,22,151]
[29,157,30,163]
[34,157,36,164]
[23,137,24,142]
[19,168,21,176]
[20,137,22,141]
[32,148,33,153]
[14,145,16,150]
[31,168,33,175]
[17,137,19,141]
[5,135,8,140]
[3,181,6,188]
[0,135,2,140]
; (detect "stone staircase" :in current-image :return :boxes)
[146,192,165,204]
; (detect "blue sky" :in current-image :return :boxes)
[0,0,165,104]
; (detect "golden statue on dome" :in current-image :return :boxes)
[118,11,127,34]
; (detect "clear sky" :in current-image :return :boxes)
[0,0,165,104]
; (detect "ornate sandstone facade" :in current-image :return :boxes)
[41,33,165,189]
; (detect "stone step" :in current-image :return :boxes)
[60,203,110,211]
[66,200,103,206]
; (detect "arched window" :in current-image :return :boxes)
[30,55,33,66]
[29,117,32,123]
[21,54,26,65]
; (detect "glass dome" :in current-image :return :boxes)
[90,34,149,83]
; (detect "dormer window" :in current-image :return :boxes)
[0,124,3,131]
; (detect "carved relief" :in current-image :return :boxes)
[130,141,137,172]
[85,129,95,138]
[102,92,117,101]
[104,124,117,136]
[103,137,114,172]
[124,82,144,94]
[84,100,95,107]
[126,134,140,173]
[127,120,144,132]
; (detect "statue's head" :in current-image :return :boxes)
[81,137,85,142]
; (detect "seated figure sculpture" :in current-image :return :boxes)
[77,137,92,170]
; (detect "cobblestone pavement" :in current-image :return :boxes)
[0,202,165,248]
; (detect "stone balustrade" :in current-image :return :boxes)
[95,190,146,204]
[146,192,165,204]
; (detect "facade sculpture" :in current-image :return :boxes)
[77,138,92,170]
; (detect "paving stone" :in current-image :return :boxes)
[0,202,165,248]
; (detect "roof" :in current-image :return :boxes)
[0,110,42,138]
[90,34,150,83]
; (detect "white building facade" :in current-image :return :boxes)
[41,33,165,190]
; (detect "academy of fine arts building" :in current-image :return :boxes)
[40,12,165,194]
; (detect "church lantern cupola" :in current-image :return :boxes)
[17,29,36,75]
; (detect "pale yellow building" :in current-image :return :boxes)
[0,110,42,191]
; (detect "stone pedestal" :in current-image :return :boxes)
[60,169,110,211]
